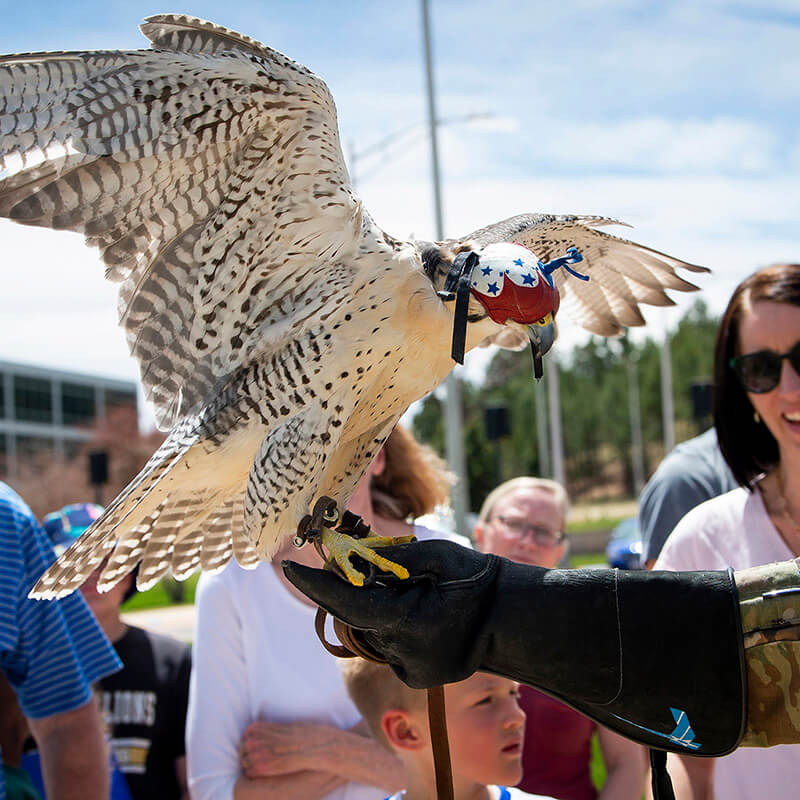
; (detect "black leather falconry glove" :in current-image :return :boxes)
[284,539,747,758]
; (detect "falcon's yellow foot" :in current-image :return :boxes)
[319,527,414,586]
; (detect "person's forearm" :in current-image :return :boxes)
[175,755,190,800]
[596,732,646,800]
[241,719,406,791]
[313,728,405,791]
[27,699,109,800]
[234,770,344,799]
[597,764,646,800]
[665,754,715,800]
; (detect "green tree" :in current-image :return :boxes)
[669,300,718,438]
[411,300,721,507]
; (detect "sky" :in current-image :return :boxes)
[1,0,799,422]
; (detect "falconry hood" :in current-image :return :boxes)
[440,241,588,378]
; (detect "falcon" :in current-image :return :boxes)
[0,14,708,598]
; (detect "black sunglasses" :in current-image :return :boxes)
[729,341,800,394]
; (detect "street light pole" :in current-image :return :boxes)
[534,377,551,477]
[660,328,676,454]
[421,0,445,241]
[421,0,470,536]
[547,359,566,486]
[627,355,646,495]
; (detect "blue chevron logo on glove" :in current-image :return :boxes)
[666,707,701,750]
[610,707,702,751]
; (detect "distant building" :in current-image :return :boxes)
[0,359,138,478]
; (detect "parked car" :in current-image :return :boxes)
[605,517,643,570]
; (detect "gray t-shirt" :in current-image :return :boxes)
[638,428,737,563]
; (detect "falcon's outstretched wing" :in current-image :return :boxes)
[458,213,709,336]
[0,13,364,429]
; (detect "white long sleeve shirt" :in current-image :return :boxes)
[187,525,469,800]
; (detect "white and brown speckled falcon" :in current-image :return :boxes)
[0,15,708,598]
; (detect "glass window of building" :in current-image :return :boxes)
[16,435,54,461]
[14,375,52,424]
[62,382,96,425]
[106,388,137,411]
[0,375,4,418]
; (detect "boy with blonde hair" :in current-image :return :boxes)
[340,658,554,800]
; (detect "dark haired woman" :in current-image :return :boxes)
[655,263,800,799]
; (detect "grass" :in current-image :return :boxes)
[569,552,608,568]
[567,516,626,535]
[122,572,200,611]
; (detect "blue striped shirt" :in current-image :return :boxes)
[0,482,121,800]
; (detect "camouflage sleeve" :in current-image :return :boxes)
[736,558,800,747]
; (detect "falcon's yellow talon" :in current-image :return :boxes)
[349,571,365,587]
[320,527,412,585]
[357,533,416,548]
[387,533,417,545]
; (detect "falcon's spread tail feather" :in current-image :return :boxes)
[229,495,261,570]
[136,493,211,591]
[127,490,245,591]
[30,444,186,599]
[100,492,257,592]
[30,424,213,599]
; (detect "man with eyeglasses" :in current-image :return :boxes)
[472,477,646,800]
[474,477,569,568]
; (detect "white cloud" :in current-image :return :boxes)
[532,117,778,174]
[0,222,135,379]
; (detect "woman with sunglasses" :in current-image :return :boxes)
[654,263,800,799]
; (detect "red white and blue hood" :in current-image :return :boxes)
[468,242,560,327]
[437,240,587,378]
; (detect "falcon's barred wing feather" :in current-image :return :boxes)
[0,13,366,429]
[459,213,709,336]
